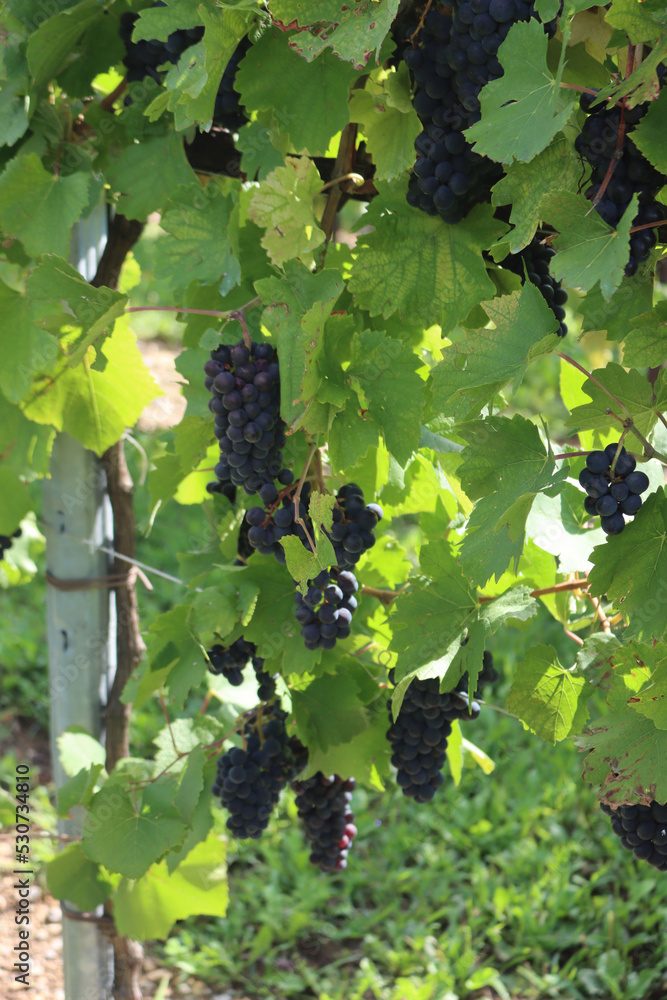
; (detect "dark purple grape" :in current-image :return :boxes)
[586,451,610,474]
[601,511,625,535]
[625,471,649,494]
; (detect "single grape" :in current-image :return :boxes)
[586,451,610,474]
[625,471,649,494]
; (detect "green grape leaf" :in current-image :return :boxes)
[623,300,667,368]
[82,782,187,879]
[0,77,30,147]
[56,764,104,818]
[466,20,575,163]
[491,137,581,251]
[148,416,213,507]
[22,318,161,456]
[26,254,127,369]
[112,834,227,941]
[588,488,667,642]
[131,0,202,40]
[631,87,667,174]
[291,667,373,752]
[235,116,286,181]
[328,403,380,474]
[578,271,653,342]
[57,729,106,776]
[242,558,322,675]
[590,35,667,105]
[152,718,224,778]
[0,468,32,534]
[566,361,661,439]
[507,644,591,743]
[255,261,343,430]
[349,68,421,181]
[605,0,667,42]
[46,843,114,911]
[274,0,400,68]
[151,182,240,294]
[27,0,100,91]
[625,658,667,731]
[525,481,606,575]
[247,156,325,267]
[281,491,336,587]
[165,770,216,873]
[349,183,503,329]
[346,329,424,466]
[172,747,205,824]
[457,414,569,586]
[236,28,357,155]
[580,703,667,807]
[299,708,390,789]
[105,132,197,222]
[543,190,638,300]
[0,153,91,258]
[155,7,249,127]
[429,283,559,422]
[0,277,55,403]
[389,538,538,712]
[137,604,207,710]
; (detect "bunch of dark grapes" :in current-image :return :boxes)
[0,528,21,561]
[325,483,383,570]
[404,9,500,222]
[244,482,381,651]
[212,701,306,839]
[296,569,359,650]
[245,481,310,564]
[204,340,293,498]
[578,442,649,535]
[292,774,357,871]
[206,637,257,685]
[444,0,559,128]
[575,87,667,275]
[119,5,249,131]
[119,4,203,84]
[405,2,558,223]
[502,237,568,337]
[386,667,484,803]
[601,800,667,870]
[205,638,276,698]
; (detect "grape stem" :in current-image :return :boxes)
[591,44,634,209]
[479,578,589,603]
[557,352,628,414]
[556,354,667,463]
[125,296,261,321]
[564,629,584,646]
[553,449,590,459]
[587,594,612,634]
[361,585,410,605]
[101,77,127,111]
[609,428,629,475]
[606,411,667,466]
[293,442,319,555]
[629,218,667,233]
[319,172,365,192]
[313,448,326,493]
[159,689,179,754]
[560,83,608,98]
[409,0,434,44]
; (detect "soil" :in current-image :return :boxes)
[137,340,187,433]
